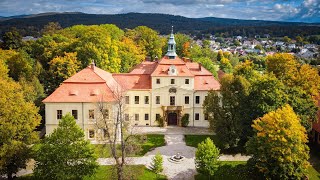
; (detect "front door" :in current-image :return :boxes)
[168,112,177,126]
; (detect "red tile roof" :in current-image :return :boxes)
[113,74,151,90]
[43,55,221,103]
[158,56,186,65]
[194,76,221,91]
[43,65,117,103]
[129,61,157,74]
[151,64,194,77]
[42,83,115,103]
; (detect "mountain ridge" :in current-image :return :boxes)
[0,12,319,37]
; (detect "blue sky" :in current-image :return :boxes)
[0,0,319,22]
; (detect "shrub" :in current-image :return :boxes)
[155,116,165,127]
[195,138,220,177]
[181,114,190,127]
[151,152,163,174]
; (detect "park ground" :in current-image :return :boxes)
[17,126,320,180]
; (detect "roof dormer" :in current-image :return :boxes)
[168,65,178,76]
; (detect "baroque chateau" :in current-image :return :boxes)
[43,30,221,140]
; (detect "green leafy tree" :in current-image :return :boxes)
[173,33,191,57]
[195,138,220,177]
[1,28,23,50]
[34,114,98,180]
[126,26,164,60]
[41,22,62,36]
[7,50,35,81]
[247,105,309,179]
[151,152,163,174]
[0,71,41,180]
[204,74,250,148]
[283,36,291,43]
[119,37,144,72]
[47,52,81,93]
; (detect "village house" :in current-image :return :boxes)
[42,31,221,140]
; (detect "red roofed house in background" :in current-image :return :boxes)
[43,30,220,141]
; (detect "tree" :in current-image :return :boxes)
[283,36,291,43]
[246,105,309,179]
[47,52,81,93]
[95,87,142,180]
[204,74,250,148]
[217,50,224,62]
[41,22,62,36]
[126,26,164,60]
[0,72,41,179]
[1,28,23,50]
[119,37,144,73]
[220,57,233,73]
[151,152,163,174]
[6,50,35,81]
[34,114,98,179]
[195,138,220,177]
[174,33,191,57]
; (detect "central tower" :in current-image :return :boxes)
[166,26,177,59]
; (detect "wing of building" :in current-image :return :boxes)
[43,30,220,141]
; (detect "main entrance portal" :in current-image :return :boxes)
[168,112,178,126]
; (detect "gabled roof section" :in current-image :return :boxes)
[129,61,157,75]
[64,66,106,83]
[113,74,151,90]
[151,64,194,77]
[194,76,220,91]
[43,64,118,103]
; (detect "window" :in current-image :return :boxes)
[102,109,109,119]
[204,113,209,120]
[88,129,95,139]
[195,96,200,104]
[145,114,149,120]
[156,96,160,104]
[89,110,94,119]
[57,110,62,119]
[134,96,139,104]
[185,79,189,84]
[195,113,200,120]
[185,96,189,104]
[144,96,149,104]
[156,79,160,84]
[171,79,175,84]
[125,96,129,104]
[170,96,175,106]
[72,110,78,119]
[135,114,139,121]
[125,114,129,121]
[156,114,161,121]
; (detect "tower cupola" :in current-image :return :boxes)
[166,26,177,59]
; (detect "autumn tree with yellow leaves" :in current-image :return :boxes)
[246,105,309,179]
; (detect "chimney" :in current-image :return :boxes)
[91,60,95,70]
[199,63,202,71]
[155,56,158,61]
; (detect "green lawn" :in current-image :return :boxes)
[94,134,165,157]
[195,161,320,180]
[18,165,166,180]
[185,135,245,154]
[84,165,166,180]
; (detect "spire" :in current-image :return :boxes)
[166,26,177,59]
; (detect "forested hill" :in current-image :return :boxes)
[1,12,319,37]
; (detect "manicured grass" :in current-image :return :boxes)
[84,165,167,180]
[138,134,165,156]
[194,161,320,180]
[185,135,245,154]
[94,134,165,157]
